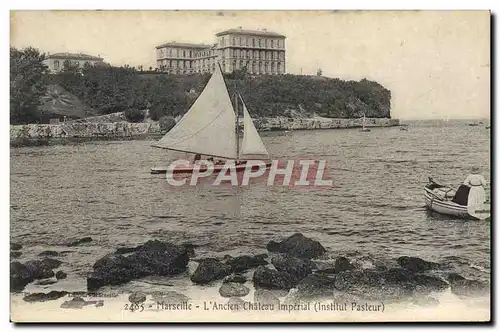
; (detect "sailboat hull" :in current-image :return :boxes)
[151,161,272,175]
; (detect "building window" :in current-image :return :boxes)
[247,50,250,59]
[271,62,275,74]
[258,39,262,47]
[271,40,274,48]
[190,51,192,57]
[265,39,268,48]
[240,60,243,70]
[232,37,236,45]
[278,62,281,73]
[54,60,60,70]
[249,50,253,58]
[253,61,257,73]
[261,50,265,59]
[265,62,269,74]
[233,60,237,70]
[252,38,255,47]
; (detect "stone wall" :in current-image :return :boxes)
[10,117,399,145]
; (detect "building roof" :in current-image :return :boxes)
[46,52,104,61]
[216,28,286,38]
[155,42,213,49]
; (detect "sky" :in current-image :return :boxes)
[10,10,490,120]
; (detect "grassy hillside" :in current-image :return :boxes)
[47,66,391,121]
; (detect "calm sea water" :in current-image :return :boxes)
[10,120,491,294]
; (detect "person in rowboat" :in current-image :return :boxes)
[463,166,487,211]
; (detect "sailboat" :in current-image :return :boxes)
[360,113,371,132]
[150,64,271,175]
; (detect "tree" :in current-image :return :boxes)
[159,115,176,132]
[10,47,49,124]
[124,108,145,123]
[316,68,322,76]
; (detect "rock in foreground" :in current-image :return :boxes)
[23,291,68,303]
[87,240,189,291]
[396,256,440,273]
[219,282,250,298]
[267,233,326,259]
[253,266,298,290]
[190,258,232,284]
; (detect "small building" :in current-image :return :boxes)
[43,52,105,73]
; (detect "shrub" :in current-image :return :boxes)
[124,108,145,123]
[159,115,176,133]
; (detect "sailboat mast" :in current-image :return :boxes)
[234,81,240,161]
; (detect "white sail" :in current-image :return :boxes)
[152,65,238,159]
[239,95,270,160]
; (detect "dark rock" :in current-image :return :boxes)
[335,269,415,300]
[295,273,336,299]
[224,273,247,284]
[35,279,58,285]
[227,297,246,311]
[335,267,449,301]
[23,291,68,303]
[10,251,22,259]
[87,240,189,291]
[450,279,490,297]
[24,258,61,279]
[38,258,63,269]
[67,236,93,247]
[190,258,232,284]
[38,250,60,257]
[151,291,191,304]
[335,257,355,272]
[254,289,280,307]
[396,256,440,273]
[447,272,466,283]
[253,266,297,290]
[129,292,147,304]
[412,274,449,294]
[226,255,268,273]
[180,243,197,257]
[219,282,250,298]
[267,233,326,259]
[10,261,33,292]
[271,254,315,282]
[11,243,22,251]
[61,297,87,309]
[56,271,67,280]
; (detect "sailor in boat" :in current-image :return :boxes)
[463,166,487,211]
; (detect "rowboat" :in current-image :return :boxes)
[424,178,490,220]
[151,64,270,174]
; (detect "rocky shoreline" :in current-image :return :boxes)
[10,117,399,147]
[10,233,490,312]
